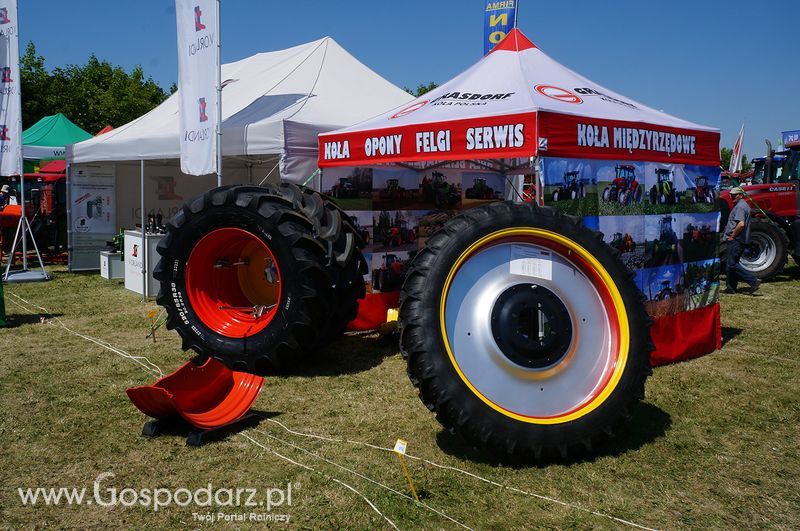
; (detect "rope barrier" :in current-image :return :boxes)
[240,433,400,530]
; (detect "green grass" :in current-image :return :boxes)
[545,193,600,217]
[1,265,799,528]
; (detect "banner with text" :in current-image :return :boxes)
[484,1,517,55]
[0,0,21,176]
[176,0,217,175]
[68,165,117,271]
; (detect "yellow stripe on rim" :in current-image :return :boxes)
[439,228,630,424]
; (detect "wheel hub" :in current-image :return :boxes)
[490,284,572,369]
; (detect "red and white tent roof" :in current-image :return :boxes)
[319,30,719,169]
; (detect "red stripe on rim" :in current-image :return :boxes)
[453,234,622,421]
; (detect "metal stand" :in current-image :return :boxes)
[140,413,261,447]
[2,213,49,283]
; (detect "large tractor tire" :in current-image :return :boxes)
[721,220,788,280]
[277,183,367,340]
[154,184,365,375]
[399,202,653,462]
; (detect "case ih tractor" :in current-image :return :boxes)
[464,177,498,200]
[719,140,800,279]
[649,168,680,205]
[551,171,586,202]
[154,183,652,463]
[601,165,642,204]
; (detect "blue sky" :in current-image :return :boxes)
[19,1,800,159]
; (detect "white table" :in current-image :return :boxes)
[124,231,165,297]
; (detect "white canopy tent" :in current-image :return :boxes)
[68,36,413,181]
[65,36,412,284]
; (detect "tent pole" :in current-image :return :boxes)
[19,159,27,271]
[140,160,147,302]
[65,162,71,271]
[215,0,223,187]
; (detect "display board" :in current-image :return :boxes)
[321,162,522,296]
[540,156,722,364]
[68,165,116,271]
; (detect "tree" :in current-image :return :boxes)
[20,42,170,133]
[720,147,752,173]
[403,81,439,97]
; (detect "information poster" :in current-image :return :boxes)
[68,165,116,271]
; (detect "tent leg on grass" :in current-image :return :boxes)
[140,159,147,302]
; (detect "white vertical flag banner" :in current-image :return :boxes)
[176,0,217,176]
[0,0,21,177]
[729,123,745,174]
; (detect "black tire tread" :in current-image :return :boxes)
[154,185,334,374]
[398,201,653,463]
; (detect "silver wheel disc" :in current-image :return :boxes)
[443,241,618,418]
[742,233,776,273]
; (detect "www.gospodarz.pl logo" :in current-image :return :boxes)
[17,472,297,519]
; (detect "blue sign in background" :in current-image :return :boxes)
[782,130,800,146]
[484,1,517,55]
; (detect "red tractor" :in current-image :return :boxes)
[382,219,416,247]
[719,140,800,279]
[689,176,715,204]
[602,165,642,204]
[372,253,406,292]
[330,177,359,199]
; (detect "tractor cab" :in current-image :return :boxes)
[659,216,675,236]
[386,179,400,190]
[614,165,636,186]
[655,168,673,183]
[564,171,580,185]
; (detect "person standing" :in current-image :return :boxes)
[723,187,761,294]
[0,184,9,210]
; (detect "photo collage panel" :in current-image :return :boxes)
[541,155,721,319]
[322,164,509,293]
